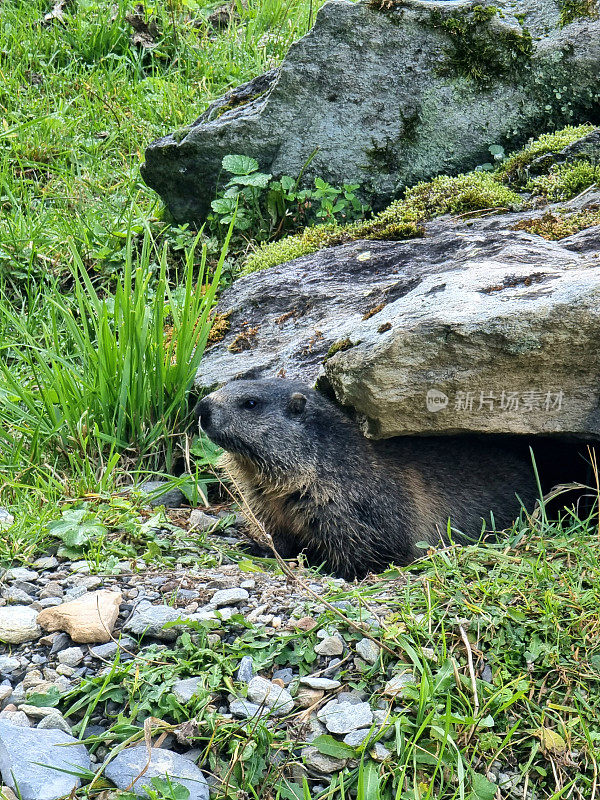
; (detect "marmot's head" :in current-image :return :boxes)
[195,379,350,477]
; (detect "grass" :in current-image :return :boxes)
[0,0,326,507]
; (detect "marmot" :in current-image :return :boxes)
[195,379,538,579]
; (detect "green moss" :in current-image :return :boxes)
[429,5,532,86]
[559,0,599,26]
[171,126,192,143]
[527,161,600,202]
[244,171,522,273]
[496,124,596,184]
[512,209,600,239]
[325,337,353,358]
[243,224,342,274]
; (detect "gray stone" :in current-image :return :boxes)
[272,668,294,686]
[229,698,266,718]
[138,480,185,509]
[209,587,249,608]
[57,647,84,667]
[0,508,14,528]
[0,720,91,800]
[123,600,190,640]
[195,202,600,440]
[38,598,63,608]
[236,655,254,683]
[32,556,59,570]
[172,677,203,704]
[0,606,41,644]
[37,712,72,735]
[314,635,344,656]
[2,588,34,604]
[247,676,294,715]
[317,699,373,734]
[142,0,600,223]
[89,641,118,659]
[299,677,341,690]
[356,638,380,665]
[370,742,391,761]
[5,568,37,582]
[384,672,417,697]
[301,745,348,776]
[104,746,209,800]
[189,509,219,531]
[0,710,31,727]
[343,729,371,747]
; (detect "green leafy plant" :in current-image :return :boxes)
[209,154,370,242]
[47,507,108,559]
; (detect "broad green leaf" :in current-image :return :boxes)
[536,727,567,753]
[231,171,272,188]
[471,772,497,800]
[357,759,381,800]
[222,154,259,175]
[311,734,355,759]
[211,197,237,214]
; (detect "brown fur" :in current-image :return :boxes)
[196,379,539,579]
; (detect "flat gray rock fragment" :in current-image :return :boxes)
[317,699,373,734]
[104,746,209,800]
[142,0,600,222]
[0,720,91,800]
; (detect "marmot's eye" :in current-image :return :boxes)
[242,398,258,410]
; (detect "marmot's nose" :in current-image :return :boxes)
[194,397,212,430]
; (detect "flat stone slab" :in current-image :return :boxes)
[104,746,209,800]
[195,205,600,439]
[0,720,91,800]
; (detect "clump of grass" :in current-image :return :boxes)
[0,229,229,479]
[245,171,522,273]
[513,209,600,239]
[496,124,596,184]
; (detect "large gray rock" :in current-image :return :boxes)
[0,720,91,800]
[104,746,209,800]
[141,0,600,221]
[195,195,600,439]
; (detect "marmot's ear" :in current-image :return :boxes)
[288,392,307,415]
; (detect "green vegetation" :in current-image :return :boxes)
[429,4,533,86]
[495,123,595,183]
[559,0,599,26]
[0,0,327,504]
[513,209,600,239]
[246,171,522,273]
[527,160,600,202]
[209,154,369,240]
[24,500,599,800]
